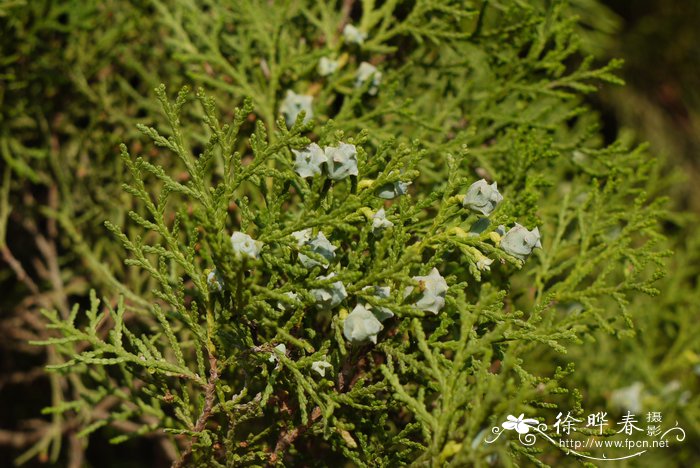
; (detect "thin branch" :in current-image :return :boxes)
[268,406,322,466]
[339,0,356,31]
[172,353,219,468]
[1,245,39,295]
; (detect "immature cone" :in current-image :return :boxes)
[276,292,299,311]
[206,269,223,292]
[376,181,410,199]
[268,343,286,363]
[280,90,313,127]
[293,229,336,268]
[371,208,393,234]
[343,304,383,344]
[404,267,448,314]
[499,224,542,260]
[318,57,339,76]
[325,143,358,180]
[355,62,382,95]
[230,232,263,259]
[310,273,347,310]
[361,285,395,321]
[609,382,644,413]
[311,360,333,377]
[463,179,503,215]
[342,24,367,44]
[292,143,326,178]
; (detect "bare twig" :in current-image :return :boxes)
[0,366,46,390]
[172,353,219,468]
[33,233,69,318]
[1,245,39,295]
[339,0,356,31]
[67,434,85,468]
[268,406,322,466]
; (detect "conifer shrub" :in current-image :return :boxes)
[1,0,698,466]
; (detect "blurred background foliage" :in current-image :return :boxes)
[575,0,700,212]
[556,0,700,465]
[0,0,699,466]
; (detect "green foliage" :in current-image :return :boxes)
[2,0,698,467]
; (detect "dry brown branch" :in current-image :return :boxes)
[0,384,177,462]
[33,232,69,318]
[269,406,322,466]
[1,245,39,295]
[172,353,219,468]
[340,0,356,29]
[0,366,46,390]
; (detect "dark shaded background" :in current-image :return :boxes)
[600,0,700,212]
